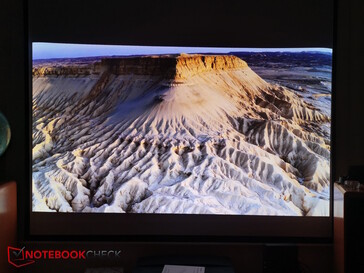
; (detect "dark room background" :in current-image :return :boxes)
[0,0,363,272]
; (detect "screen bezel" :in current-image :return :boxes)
[25,0,335,243]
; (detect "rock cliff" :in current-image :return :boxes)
[33,54,248,79]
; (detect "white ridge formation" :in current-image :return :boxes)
[32,54,330,216]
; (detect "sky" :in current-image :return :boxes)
[33,42,333,60]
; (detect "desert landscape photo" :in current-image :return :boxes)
[32,44,332,216]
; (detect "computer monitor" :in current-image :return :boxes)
[26,0,334,242]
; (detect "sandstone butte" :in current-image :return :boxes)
[32,54,249,81]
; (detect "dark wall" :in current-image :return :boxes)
[0,0,26,183]
[28,0,334,47]
[335,0,364,177]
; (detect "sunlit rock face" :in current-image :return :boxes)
[32,54,330,215]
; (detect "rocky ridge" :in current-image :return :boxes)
[33,54,248,79]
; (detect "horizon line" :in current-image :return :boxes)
[33,42,333,60]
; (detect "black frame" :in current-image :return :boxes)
[21,0,335,243]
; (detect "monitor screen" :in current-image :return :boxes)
[32,43,331,217]
[27,0,334,240]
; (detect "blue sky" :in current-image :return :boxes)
[33,42,333,60]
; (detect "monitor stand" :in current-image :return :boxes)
[132,256,235,273]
